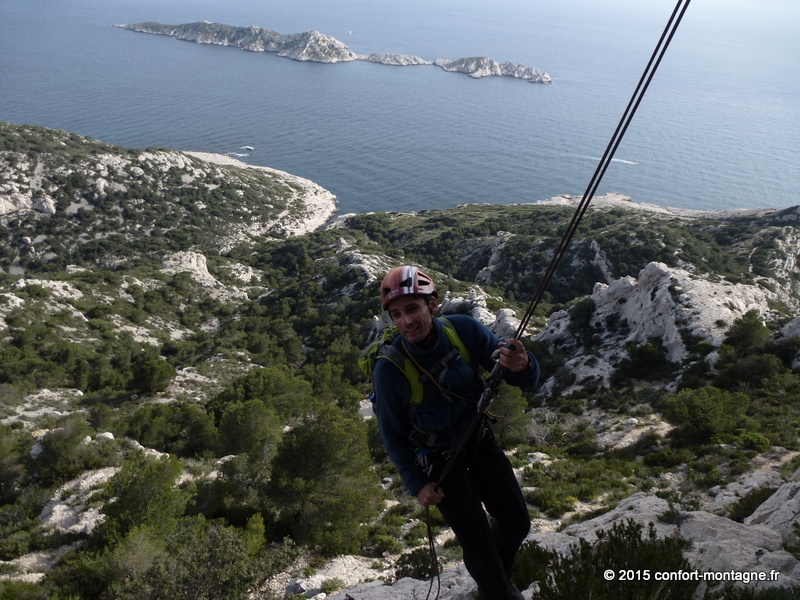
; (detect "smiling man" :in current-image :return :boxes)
[373,265,540,600]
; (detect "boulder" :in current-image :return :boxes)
[326,564,477,600]
[745,482,800,544]
[704,470,785,513]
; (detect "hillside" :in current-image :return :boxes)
[0,123,336,271]
[2,123,800,599]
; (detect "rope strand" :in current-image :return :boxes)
[514,0,693,341]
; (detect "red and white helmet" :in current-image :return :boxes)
[380,266,437,308]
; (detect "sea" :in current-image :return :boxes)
[1,0,798,215]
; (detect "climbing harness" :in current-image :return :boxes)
[421,1,693,598]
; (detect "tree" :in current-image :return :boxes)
[266,405,384,554]
[112,517,258,600]
[723,309,771,354]
[99,452,188,541]
[218,399,282,459]
[490,386,530,447]
[33,415,117,487]
[124,402,218,458]
[664,386,753,446]
[207,365,314,423]
[130,352,176,394]
[0,425,26,505]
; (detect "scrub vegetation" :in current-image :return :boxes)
[1,123,800,599]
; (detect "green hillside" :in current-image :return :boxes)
[2,123,800,599]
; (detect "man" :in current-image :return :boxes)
[373,265,539,600]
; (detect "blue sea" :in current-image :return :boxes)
[1,0,798,214]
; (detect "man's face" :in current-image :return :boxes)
[386,295,437,344]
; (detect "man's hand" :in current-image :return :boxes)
[417,482,445,507]
[497,339,531,373]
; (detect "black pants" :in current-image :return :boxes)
[435,430,531,600]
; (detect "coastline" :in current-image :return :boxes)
[182,151,338,236]
[535,193,779,220]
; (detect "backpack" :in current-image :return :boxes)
[358,317,472,411]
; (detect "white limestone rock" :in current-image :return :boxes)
[705,470,785,513]
[360,53,432,66]
[38,467,119,534]
[745,482,800,544]
[326,563,478,600]
[434,57,551,83]
[679,510,799,591]
[161,250,249,302]
[535,261,776,395]
[286,555,392,597]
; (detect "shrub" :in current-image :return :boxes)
[130,352,176,394]
[664,387,752,446]
[726,486,778,523]
[265,406,383,555]
[320,578,345,594]
[0,580,45,600]
[536,520,695,600]
[524,486,577,519]
[395,547,439,580]
[512,539,551,591]
[722,309,771,353]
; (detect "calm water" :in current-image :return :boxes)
[1,0,798,214]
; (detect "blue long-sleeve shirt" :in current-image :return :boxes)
[373,314,539,496]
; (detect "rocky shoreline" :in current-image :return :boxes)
[182,151,338,238]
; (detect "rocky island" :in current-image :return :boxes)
[113,21,552,83]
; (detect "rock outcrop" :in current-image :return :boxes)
[434,57,552,83]
[534,260,791,395]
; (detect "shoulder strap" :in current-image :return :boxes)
[376,344,425,407]
[374,317,472,408]
[440,317,471,365]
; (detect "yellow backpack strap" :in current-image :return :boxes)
[378,345,424,407]
[377,318,471,409]
[440,317,471,365]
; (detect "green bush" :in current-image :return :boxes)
[524,485,577,519]
[0,580,45,600]
[130,352,176,394]
[395,547,439,580]
[664,387,752,446]
[536,520,695,600]
[33,416,118,487]
[265,406,383,555]
[726,486,778,523]
[512,539,551,591]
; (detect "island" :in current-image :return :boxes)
[113,21,552,83]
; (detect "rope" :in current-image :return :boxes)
[423,506,441,600]
[514,0,693,341]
